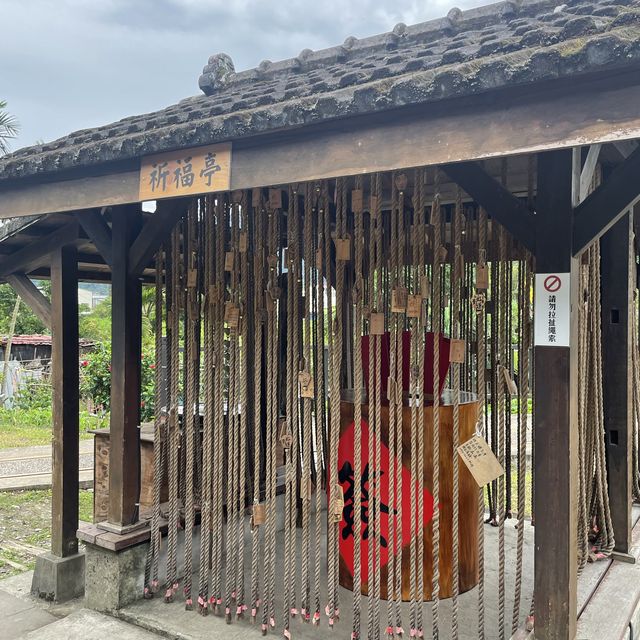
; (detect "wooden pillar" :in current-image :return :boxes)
[106,205,142,530]
[600,210,634,556]
[50,244,79,557]
[534,149,579,640]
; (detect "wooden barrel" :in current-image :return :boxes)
[337,392,479,601]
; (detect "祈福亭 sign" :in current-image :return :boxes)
[139,143,231,201]
[534,272,570,347]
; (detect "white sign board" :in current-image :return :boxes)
[534,273,570,347]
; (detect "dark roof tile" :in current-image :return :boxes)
[2,0,639,184]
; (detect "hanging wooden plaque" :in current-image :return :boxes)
[370,313,385,335]
[331,485,345,523]
[224,251,234,272]
[369,195,379,213]
[252,187,263,205]
[239,232,248,253]
[335,237,351,261]
[450,338,466,363]
[269,188,282,210]
[224,302,240,329]
[407,294,423,319]
[391,287,408,313]
[501,366,518,395]
[298,371,315,398]
[251,503,266,527]
[421,277,431,299]
[351,189,364,213]
[187,268,198,288]
[458,435,504,487]
[476,264,489,290]
[395,173,408,191]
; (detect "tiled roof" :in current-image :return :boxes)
[1,0,639,183]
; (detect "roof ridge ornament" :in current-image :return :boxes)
[199,53,236,96]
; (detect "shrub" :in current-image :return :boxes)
[80,343,156,422]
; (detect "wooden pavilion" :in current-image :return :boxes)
[2,1,640,638]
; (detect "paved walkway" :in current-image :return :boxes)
[0,441,94,491]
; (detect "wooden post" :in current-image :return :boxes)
[600,210,634,556]
[106,205,142,530]
[50,244,79,557]
[534,149,579,640]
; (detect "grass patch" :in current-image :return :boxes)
[0,488,94,578]
[485,470,533,519]
[0,408,107,449]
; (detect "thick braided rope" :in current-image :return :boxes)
[497,225,507,640]
[183,202,199,609]
[352,176,364,640]
[312,187,326,625]
[511,256,530,631]
[450,189,463,640]
[476,208,487,640]
[197,200,213,612]
[211,197,226,610]
[431,171,442,639]
[165,222,181,602]
[415,171,426,636]
[301,182,314,622]
[394,182,405,635]
[373,172,384,636]
[387,176,399,638]
[328,178,345,626]
[250,190,264,620]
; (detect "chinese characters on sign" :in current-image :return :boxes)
[138,143,231,201]
[534,272,570,347]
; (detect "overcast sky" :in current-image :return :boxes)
[2,0,489,152]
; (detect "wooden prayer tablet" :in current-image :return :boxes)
[239,231,248,253]
[369,195,379,213]
[450,338,466,363]
[224,251,234,272]
[501,366,518,395]
[351,189,364,213]
[187,268,198,288]
[458,434,504,487]
[407,294,423,318]
[370,312,385,335]
[252,187,262,204]
[251,503,266,526]
[298,371,315,398]
[269,188,282,209]
[331,485,345,523]
[224,302,240,329]
[335,237,351,261]
[421,277,431,298]
[476,264,489,290]
[391,287,408,313]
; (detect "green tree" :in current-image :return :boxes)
[0,100,19,155]
[0,281,51,335]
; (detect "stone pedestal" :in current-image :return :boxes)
[85,542,148,612]
[31,552,85,602]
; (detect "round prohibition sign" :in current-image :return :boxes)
[544,275,562,293]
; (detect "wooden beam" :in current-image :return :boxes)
[580,144,602,203]
[600,211,634,555]
[107,205,142,529]
[50,244,79,558]
[5,273,51,329]
[1,74,640,218]
[441,161,536,253]
[573,145,640,254]
[0,220,79,277]
[75,209,112,267]
[128,199,187,277]
[534,149,579,640]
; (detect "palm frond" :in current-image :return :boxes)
[0,100,20,156]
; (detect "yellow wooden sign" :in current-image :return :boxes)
[139,143,231,201]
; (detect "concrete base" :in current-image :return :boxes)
[85,542,148,612]
[31,552,85,603]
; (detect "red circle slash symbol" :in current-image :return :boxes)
[544,275,561,293]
